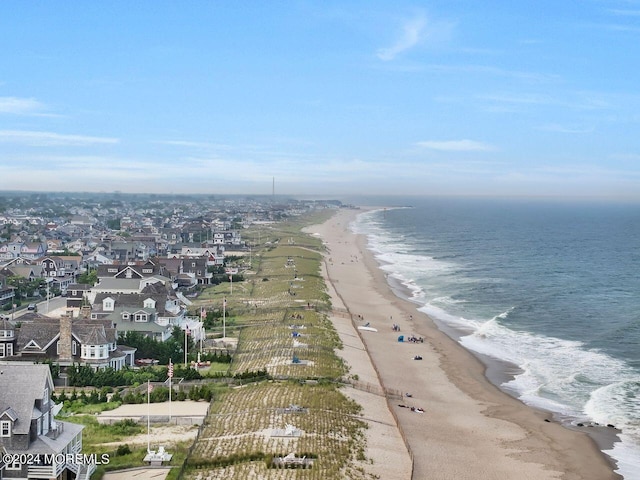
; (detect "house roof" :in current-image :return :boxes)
[112,318,169,335]
[16,318,117,351]
[16,322,60,351]
[75,325,108,345]
[94,277,144,291]
[93,281,176,316]
[0,363,52,435]
[28,421,84,454]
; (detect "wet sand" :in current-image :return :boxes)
[307,208,620,480]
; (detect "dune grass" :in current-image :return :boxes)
[179,209,373,479]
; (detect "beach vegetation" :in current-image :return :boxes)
[174,214,371,479]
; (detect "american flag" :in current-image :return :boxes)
[147,381,153,393]
[168,360,173,379]
[200,307,206,319]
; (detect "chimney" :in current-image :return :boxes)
[58,311,73,362]
[80,305,91,320]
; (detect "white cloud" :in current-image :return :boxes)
[415,139,496,152]
[377,14,427,61]
[0,130,119,146]
[0,96,46,115]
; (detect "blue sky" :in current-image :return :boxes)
[2,1,640,198]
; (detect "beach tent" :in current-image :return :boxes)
[398,335,404,342]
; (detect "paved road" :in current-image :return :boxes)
[5,296,66,320]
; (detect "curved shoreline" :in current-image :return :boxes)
[382,247,623,455]
[311,208,620,480]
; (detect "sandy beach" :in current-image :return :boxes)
[307,208,620,480]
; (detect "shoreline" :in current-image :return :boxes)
[382,240,623,455]
[309,207,620,480]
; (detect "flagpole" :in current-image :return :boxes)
[223,297,226,339]
[168,360,172,422]
[200,307,205,354]
[147,380,151,454]
[184,326,188,367]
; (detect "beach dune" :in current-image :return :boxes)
[308,208,619,480]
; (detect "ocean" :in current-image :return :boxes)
[350,196,640,479]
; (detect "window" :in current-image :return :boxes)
[7,458,21,470]
[0,343,4,358]
[0,420,10,437]
[6,343,12,356]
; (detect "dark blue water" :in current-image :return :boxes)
[351,197,640,478]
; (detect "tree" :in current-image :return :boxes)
[7,276,45,299]
[76,270,98,286]
[107,218,121,230]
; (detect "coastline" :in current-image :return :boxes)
[308,207,620,480]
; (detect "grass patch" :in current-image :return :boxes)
[61,400,122,415]
[63,416,145,445]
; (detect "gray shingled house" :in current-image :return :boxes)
[0,363,95,479]
[10,312,136,371]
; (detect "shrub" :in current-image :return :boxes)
[116,444,132,456]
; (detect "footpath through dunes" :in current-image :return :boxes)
[182,212,411,480]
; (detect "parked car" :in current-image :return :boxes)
[27,303,37,311]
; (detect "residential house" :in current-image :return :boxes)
[105,241,137,262]
[0,275,14,309]
[65,284,92,309]
[0,265,44,284]
[45,239,63,253]
[0,317,15,359]
[0,241,47,261]
[91,282,184,342]
[38,256,81,293]
[64,238,85,254]
[89,261,169,297]
[180,257,212,285]
[85,251,111,266]
[10,312,136,371]
[212,230,242,246]
[0,363,94,479]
